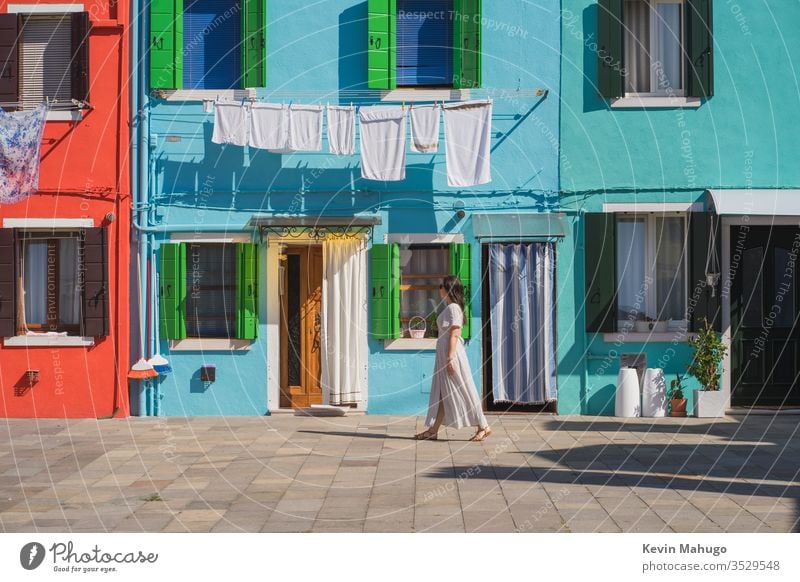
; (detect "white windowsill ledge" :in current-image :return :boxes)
[158,89,258,103]
[47,110,83,122]
[384,338,438,351]
[169,339,253,352]
[610,96,702,109]
[603,332,698,343]
[381,89,470,102]
[4,336,94,347]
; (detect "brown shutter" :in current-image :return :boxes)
[70,12,89,103]
[0,13,20,109]
[82,227,109,337]
[0,229,17,337]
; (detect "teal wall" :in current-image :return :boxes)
[558,0,800,415]
[137,1,562,415]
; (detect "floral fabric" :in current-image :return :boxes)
[0,105,47,204]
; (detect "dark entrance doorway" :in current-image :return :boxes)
[731,225,800,406]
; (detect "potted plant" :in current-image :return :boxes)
[634,314,655,333]
[669,374,687,417]
[688,318,728,418]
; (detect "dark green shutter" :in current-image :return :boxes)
[0,229,17,337]
[689,212,721,332]
[236,243,259,340]
[0,14,20,110]
[597,0,624,98]
[371,243,400,339]
[82,228,109,337]
[70,12,90,103]
[450,243,472,339]
[453,0,481,89]
[242,0,266,88]
[686,0,713,98]
[159,243,187,340]
[150,0,183,89]
[585,213,617,333]
[367,0,396,89]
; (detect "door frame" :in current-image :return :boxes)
[265,235,369,412]
[721,215,800,409]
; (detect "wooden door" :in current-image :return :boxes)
[731,226,800,406]
[280,246,323,408]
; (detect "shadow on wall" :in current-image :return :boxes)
[339,3,369,96]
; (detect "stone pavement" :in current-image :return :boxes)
[0,413,798,533]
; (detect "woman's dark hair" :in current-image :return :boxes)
[441,275,465,313]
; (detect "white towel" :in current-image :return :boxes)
[409,104,440,153]
[327,105,356,155]
[211,100,248,146]
[442,99,493,187]
[358,106,407,182]
[288,104,324,151]
[249,103,288,150]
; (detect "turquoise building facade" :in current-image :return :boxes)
[131,0,563,416]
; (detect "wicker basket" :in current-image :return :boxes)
[408,316,427,339]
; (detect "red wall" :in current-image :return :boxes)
[0,1,130,418]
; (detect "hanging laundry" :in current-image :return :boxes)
[442,99,493,187]
[0,105,48,205]
[211,100,248,146]
[358,106,407,182]
[409,104,440,153]
[327,105,356,156]
[288,104,324,151]
[249,103,288,150]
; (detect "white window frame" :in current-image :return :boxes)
[623,0,686,99]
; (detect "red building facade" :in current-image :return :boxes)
[0,1,129,418]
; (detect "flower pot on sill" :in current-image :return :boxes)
[670,399,687,417]
[694,389,726,418]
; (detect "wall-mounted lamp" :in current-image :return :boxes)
[200,365,216,384]
[453,200,466,220]
[25,370,39,386]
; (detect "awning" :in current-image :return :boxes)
[472,212,568,239]
[707,189,800,216]
[247,214,381,241]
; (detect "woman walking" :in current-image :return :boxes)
[415,275,491,442]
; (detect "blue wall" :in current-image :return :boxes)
[558,0,800,415]
[138,1,562,415]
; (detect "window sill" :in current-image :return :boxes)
[168,338,253,352]
[602,332,697,343]
[46,110,83,122]
[610,96,702,109]
[3,336,94,347]
[381,89,470,102]
[157,89,257,103]
[384,338,438,351]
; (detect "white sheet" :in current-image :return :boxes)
[211,100,248,146]
[288,104,324,151]
[249,103,288,150]
[326,105,356,155]
[409,104,440,153]
[358,106,407,181]
[321,238,369,405]
[442,99,493,187]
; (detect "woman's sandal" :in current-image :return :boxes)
[469,426,492,442]
[414,429,438,441]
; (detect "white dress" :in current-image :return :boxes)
[424,303,489,429]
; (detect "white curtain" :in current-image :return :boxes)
[624,0,650,93]
[58,238,81,325]
[616,218,647,320]
[655,2,683,92]
[23,240,47,326]
[321,238,369,405]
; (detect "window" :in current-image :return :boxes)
[150,0,266,90]
[159,241,258,341]
[623,0,684,96]
[367,0,481,90]
[398,244,450,337]
[0,12,89,109]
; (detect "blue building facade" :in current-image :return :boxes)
[131,0,563,416]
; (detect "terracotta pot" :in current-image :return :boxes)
[670,399,687,417]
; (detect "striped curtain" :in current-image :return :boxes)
[488,243,557,404]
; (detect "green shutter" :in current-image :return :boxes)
[686,0,713,98]
[367,0,396,89]
[597,0,623,98]
[159,243,187,340]
[242,0,266,88]
[585,213,617,333]
[689,212,721,332]
[236,243,259,340]
[150,0,183,89]
[371,243,400,339]
[450,243,472,339]
[453,0,481,89]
